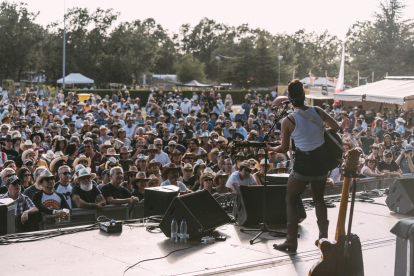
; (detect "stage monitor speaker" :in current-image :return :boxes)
[233,185,306,226]
[386,179,414,215]
[266,174,289,185]
[144,186,180,217]
[0,198,15,235]
[159,190,231,240]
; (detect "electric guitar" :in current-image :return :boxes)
[309,148,364,276]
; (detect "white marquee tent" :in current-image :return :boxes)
[334,77,414,105]
[57,73,94,84]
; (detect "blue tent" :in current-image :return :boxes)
[176,80,213,87]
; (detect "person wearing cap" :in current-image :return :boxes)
[395,144,414,174]
[385,121,400,141]
[71,168,105,210]
[100,169,111,189]
[225,160,257,193]
[32,170,71,220]
[160,164,188,192]
[0,175,39,232]
[100,167,139,205]
[1,134,18,161]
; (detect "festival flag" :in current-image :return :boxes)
[335,44,345,93]
[309,72,316,85]
[334,44,345,105]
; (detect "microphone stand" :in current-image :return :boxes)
[240,102,290,244]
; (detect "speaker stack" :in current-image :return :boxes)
[159,190,231,240]
[386,179,414,215]
[0,198,15,235]
[144,185,180,217]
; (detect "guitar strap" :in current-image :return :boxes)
[294,109,345,152]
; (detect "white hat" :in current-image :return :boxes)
[22,149,38,162]
[396,117,406,124]
[184,98,189,102]
[238,108,245,115]
[41,150,55,163]
[74,168,96,183]
[20,140,36,151]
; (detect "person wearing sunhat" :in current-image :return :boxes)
[130,171,150,200]
[118,146,134,173]
[49,151,68,179]
[213,171,231,193]
[71,168,105,211]
[146,159,162,179]
[225,160,257,193]
[100,166,139,205]
[167,149,183,167]
[207,148,219,169]
[0,175,39,233]
[32,170,70,220]
[73,154,91,169]
[124,166,139,191]
[391,136,405,160]
[199,172,217,194]
[144,144,158,162]
[252,159,273,185]
[160,163,187,192]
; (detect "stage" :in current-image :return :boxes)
[1,197,406,276]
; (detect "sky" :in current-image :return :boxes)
[20,0,414,39]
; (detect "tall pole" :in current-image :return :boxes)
[62,0,66,89]
[278,53,283,86]
[357,71,360,86]
[215,55,221,90]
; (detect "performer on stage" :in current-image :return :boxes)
[267,79,340,252]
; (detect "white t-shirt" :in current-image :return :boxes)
[180,102,192,114]
[55,183,72,209]
[225,171,256,193]
[361,166,374,178]
[155,152,171,166]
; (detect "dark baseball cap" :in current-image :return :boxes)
[6,175,22,186]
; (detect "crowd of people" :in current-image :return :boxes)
[0,84,412,233]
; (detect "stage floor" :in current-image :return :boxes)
[1,197,407,276]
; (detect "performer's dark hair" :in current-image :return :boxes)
[288,79,305,107]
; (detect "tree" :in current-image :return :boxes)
[175,53,206,82]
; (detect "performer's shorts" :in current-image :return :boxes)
[291,144,329,181]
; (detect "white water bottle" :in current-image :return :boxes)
[171,218,178,243]
[180,219,187,243]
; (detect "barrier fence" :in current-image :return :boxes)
[18,175,414,231]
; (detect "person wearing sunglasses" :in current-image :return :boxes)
[361,155,389,179]
[377,149,403,180]
[0,175,39,233]
[54,165,73,209]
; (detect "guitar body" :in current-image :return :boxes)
[309,236,346,276]
[309,149,364,276]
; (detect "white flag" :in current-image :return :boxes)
[335,44,345,93]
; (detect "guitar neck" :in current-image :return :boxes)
[335,177,352,240]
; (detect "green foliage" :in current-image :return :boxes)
[0,1,413,89]
[175,53,206,82]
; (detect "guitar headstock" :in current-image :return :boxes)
[342,148,362,173]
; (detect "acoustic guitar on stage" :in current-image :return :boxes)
[309,148,364,276]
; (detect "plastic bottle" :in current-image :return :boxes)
[180,219,187,243]
[171,218,178,242]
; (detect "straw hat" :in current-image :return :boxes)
[131,171,151,188]
[74,168,96,183]
[200,172,215,185]
[35,170,54,185]
[255,159,273,173]
[395,136,403,143]
[208,148,220,159]
[125,166,139,175]
[239,160,252,170]
[147,174,160,187]
[119,146,132,154]
[214,136,228,145]
[193,159,206,173]
[22,149,38,162]
[161,163,182,180]
[170,149,182,156]
[99,140,112,152]
[104,148,119,156]
[370,143,380,149]
[41,150,55,163]
[181,152,196,161]
[145,144,158,154]
[53,115,63,124]
[49,151,68,172]
[146,158,161,171]
[20,140,36,151]
[49,122,60,132]
[105,157,119,169]
[213,170,229,187]
[73,154,91,168]
[275,162,288,172]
